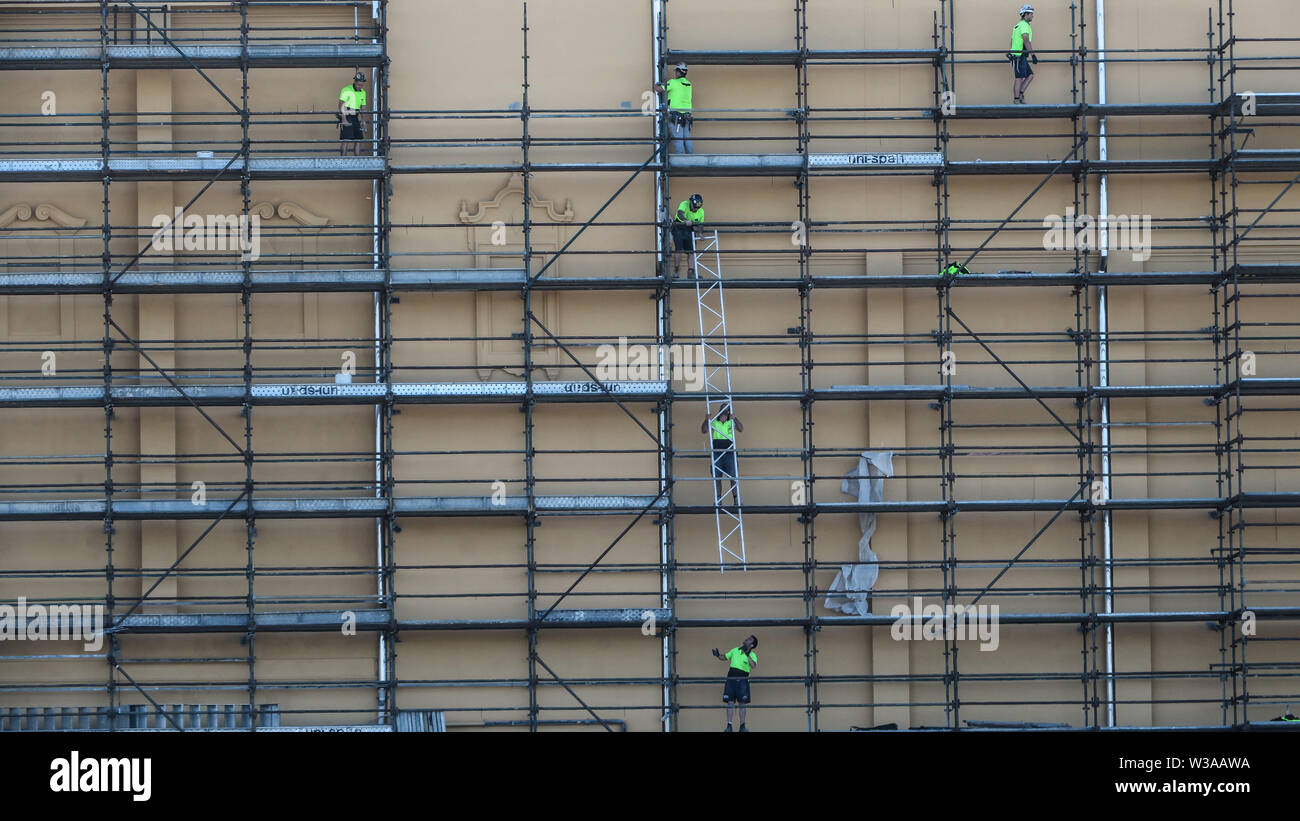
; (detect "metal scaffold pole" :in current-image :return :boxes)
[1070,0,1102,730]
[794,0,818,734]
[652,0,677,734]
[238,0,258,730]
[1216,0,1250,726]
[1094,0,1118,730]
[933,0,958,728]
[375,0,397,727]
[520,1,540,733]
[99,0,118,731]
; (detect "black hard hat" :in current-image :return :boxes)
[354,72,367,82]
[689,193,703,208]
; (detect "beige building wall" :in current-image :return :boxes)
[0,0,1296,731]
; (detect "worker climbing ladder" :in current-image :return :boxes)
[693,230,747,571]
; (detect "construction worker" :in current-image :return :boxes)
[701,404,742,505]
[1009,5,1038,104]
[712,635,758,732]
[339,72,368,156]
[654,62,694,154]
[672,193,705,278]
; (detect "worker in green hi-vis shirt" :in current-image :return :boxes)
[671,193,705,278]
[654,62,694,154]
[701,404,743,505]
[1009,4,1038,104]
[338,72,368,156]
[712,635,758,731]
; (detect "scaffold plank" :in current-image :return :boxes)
[3,379,1298,408]
[665,48,942,64]
[0,156,385,182]
[8,269,1285,295]
[0,43,386,70]
[52,606,1300,635]
[0,495,669,521]
[669,152,944,175]
[0,381,670,407]
[6,493,1295,522]
[0,269,527,295]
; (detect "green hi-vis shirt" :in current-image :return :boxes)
[340,85,367,112]
[665,77,693,110]
[725,646,756,674]
[711,418,735,441]
[675,200,704,225]
[1010,20,1033,55]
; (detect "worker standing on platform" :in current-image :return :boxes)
[713,635,758,731]
[672,193,705,278]
[1009,5,1038,104]
[702,404,742,505]
[655,62,694,154]
[339,72,368,156]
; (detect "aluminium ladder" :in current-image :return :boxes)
[692,230,747,571]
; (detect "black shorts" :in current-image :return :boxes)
[722,676,751,704]
[1012,54,1033,79]
[712,442,737,479]
[672,224,695,253]
[340,114,364,141]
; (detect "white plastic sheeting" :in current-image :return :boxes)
[824,451,894,616]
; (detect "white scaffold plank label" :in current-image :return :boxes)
[533,381,668,395]
[808,152,945,167]
[252,383,384,398]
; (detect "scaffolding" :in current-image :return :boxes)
[1,0,1299,731]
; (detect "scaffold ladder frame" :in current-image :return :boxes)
[693,230,747,571]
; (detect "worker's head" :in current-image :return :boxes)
[689,193,703,210]
[743,635,758,651]
[353,72,367,88]
[1019,4,1034,19]
[675,62,688,77]
[716,404,731,420]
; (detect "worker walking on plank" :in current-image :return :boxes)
[339,71,368,156]
[672,193,705,278]
[654,62,694,154]
[702,404,742,505]
[1009,5,1038,104]
[713,635,759,732]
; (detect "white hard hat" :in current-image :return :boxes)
[1020,4,1034,13]
[675,62,688,72]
